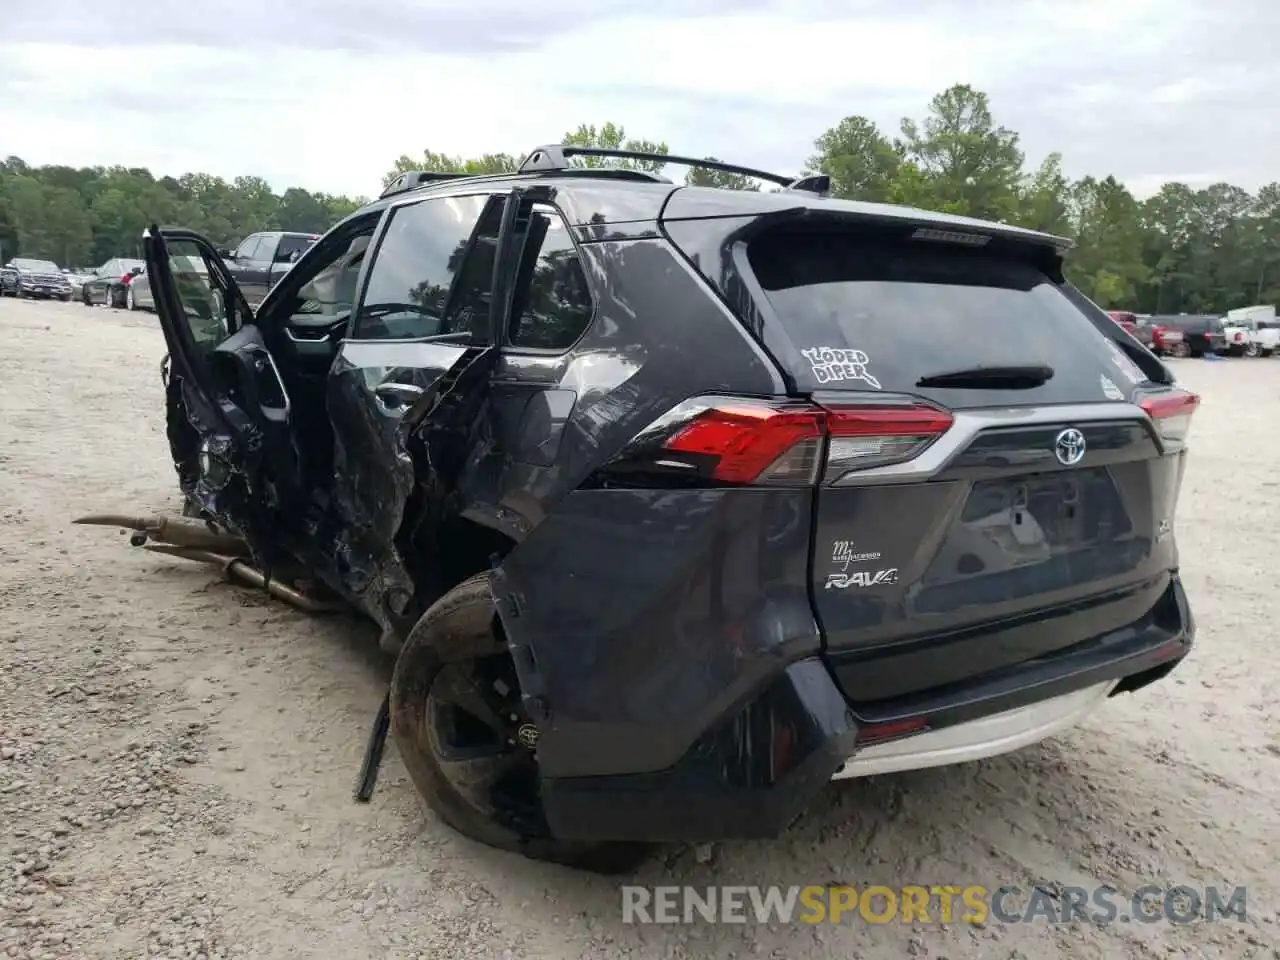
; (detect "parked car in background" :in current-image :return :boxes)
[218,231,320,306]
[66,270,96,293]
[4,258,72,300]
[80,258,146,308]
[1222,305,1279,357]
[1108,310,1138,334]
[1107,311,1158,351]
[1148,314,1224,358]
[122,256,208,311]
[0,266,17,297]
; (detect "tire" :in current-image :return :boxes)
[1171,342,1190,358]
[1245,342,1261,358]
[390,573,653,874]
[126,286,136,311]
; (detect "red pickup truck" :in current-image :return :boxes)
[1107,311,1156,350]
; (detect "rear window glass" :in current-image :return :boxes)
[276,235,316,262]
[747,230,1146,408]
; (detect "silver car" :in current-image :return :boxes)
[122,256,207,311]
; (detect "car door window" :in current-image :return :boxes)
[255,236,279,263]
[158,244,231,356]
[507,203,594,350]
[288,231,375,329]
[275,235,314,263]
[352,193,501,341]
[235,236,263,261]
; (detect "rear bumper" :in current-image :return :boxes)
[541,575,1193,843]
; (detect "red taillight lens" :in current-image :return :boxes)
[1141,390,1199,447]
[663,404,825,484]
[121,274,132,285]
[659,401,953,486]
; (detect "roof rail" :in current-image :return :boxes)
[518,145,830,196]
[379,170,472,199]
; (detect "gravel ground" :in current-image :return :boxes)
[1,298,1277,960]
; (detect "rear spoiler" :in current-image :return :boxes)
[662,190,1073,257]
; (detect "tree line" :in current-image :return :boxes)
[3,84,1276,313]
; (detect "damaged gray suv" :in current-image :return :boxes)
[77,145,1199,872]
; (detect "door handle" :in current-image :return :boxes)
[373,382,424,410]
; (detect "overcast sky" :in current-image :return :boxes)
[1,0,1275,201]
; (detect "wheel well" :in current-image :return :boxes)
[438,516,517,593]
[400,510,517,615]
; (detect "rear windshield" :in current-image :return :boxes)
[747,230,1147,408]
[277,235,317,262]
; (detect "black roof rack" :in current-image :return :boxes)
[380,170,472,199]
[517,145,830,196]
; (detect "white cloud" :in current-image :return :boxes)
[1,0,1276,201]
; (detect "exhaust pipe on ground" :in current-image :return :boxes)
[142,543,345,614]
[73,513,249,555]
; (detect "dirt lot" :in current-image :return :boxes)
[0,298,1277,960]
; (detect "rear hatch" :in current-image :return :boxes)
[715,220,1193,704]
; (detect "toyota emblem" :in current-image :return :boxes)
[1054,428,1086,466]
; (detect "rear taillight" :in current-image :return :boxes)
[823,406,954,481]
[662,404,825,484]
[1141,390,1199,448]
[605,397,954,488]
[121,274,132,286]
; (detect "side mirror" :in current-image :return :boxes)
[218,248,236,259]
[130,266,143,275]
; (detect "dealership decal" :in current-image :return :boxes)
[1099,374,1125,401]
[801,347,881,389]
[831,540,881,570]
[825,568,899,590]
[1101,337,1145,384]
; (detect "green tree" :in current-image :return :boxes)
[897,84,1024,221]
[560,122,669,174]
[1016,153,1072,235]
[1066,176,1149,307]
[807,116,901,202]
[382,150,518,187]
[684,158,760,191]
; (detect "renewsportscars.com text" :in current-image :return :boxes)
[621,884,1247,926]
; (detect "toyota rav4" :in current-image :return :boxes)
[77,145,1198,872]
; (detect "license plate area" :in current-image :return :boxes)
[961,469,1129,553]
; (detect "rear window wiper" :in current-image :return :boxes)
[915,363,1054,389]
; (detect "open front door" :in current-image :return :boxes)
[323,188,525,637]
[144,225,304,562]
